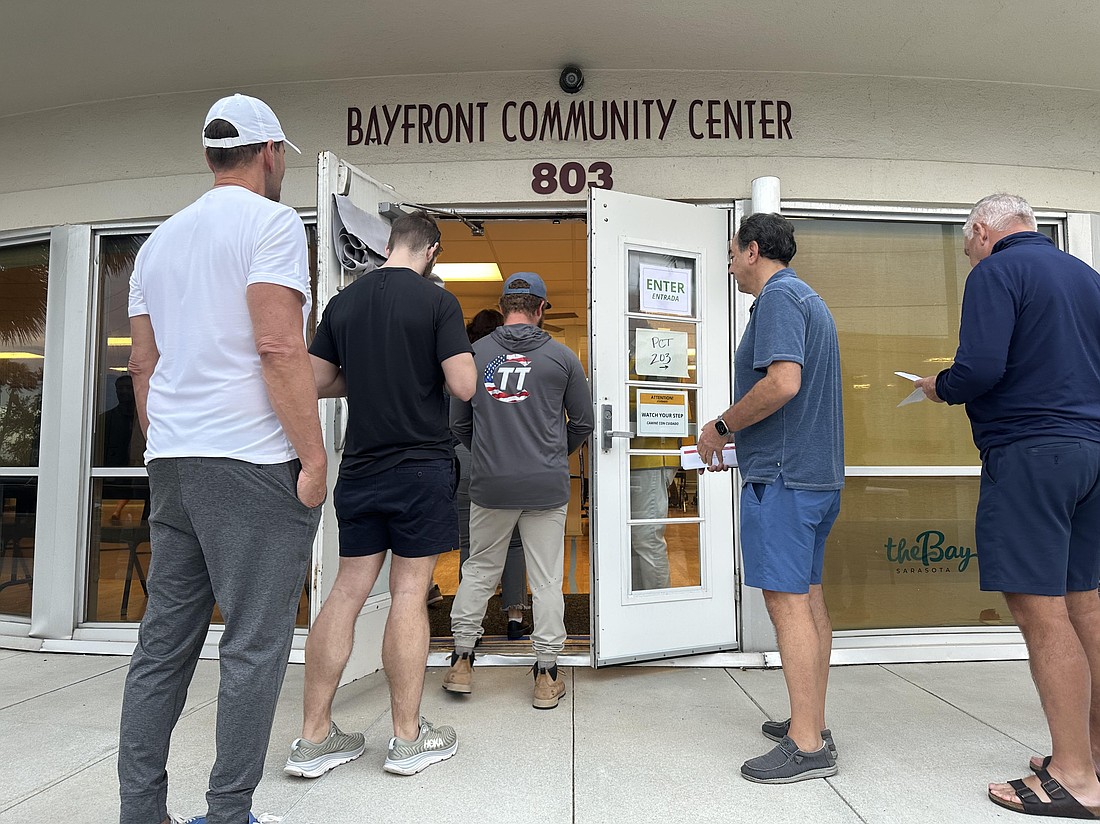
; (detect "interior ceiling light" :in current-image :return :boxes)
[0,352,44,359]
[434,263,503,282]
[107,336,133,347]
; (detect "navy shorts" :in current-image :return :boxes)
[334,458,459,558]
[740,478,841,594]
[976,437,1100,595]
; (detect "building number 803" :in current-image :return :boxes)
[531,161,614,195]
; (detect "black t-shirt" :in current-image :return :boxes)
[309,266,472,478]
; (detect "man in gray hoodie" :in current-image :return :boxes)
[444,272,594,708]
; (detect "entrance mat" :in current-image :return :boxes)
[429,593,591,639]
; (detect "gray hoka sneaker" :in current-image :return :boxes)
[761,717,838,760]
[284,721,366,778]
[741,735,837,784]
[383,717,458,775]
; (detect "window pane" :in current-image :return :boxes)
[86,226,318,627]
[93,235,149,468]
[0,477,36,618]
[0,242,49,467]
[821,477,1010,630]
[629,485,701,591]
[627,249,696,317]
[86,477,310,627]
[86,477,151,621]
[627,317,697,386]
[792,220,978,466]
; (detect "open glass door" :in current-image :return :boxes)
[314,151,409,683]
[589,189,736,666]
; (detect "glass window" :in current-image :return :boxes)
[792,219,1056,466]
[821,477,1010,630]
[85,227,318,626]
[93,236,148,468]
[0,242,49,467]
[0,240,48,619]
[0,477,36,617]
[627,249,696,317]
[790,216,1055,631]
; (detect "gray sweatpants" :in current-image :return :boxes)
[118,458,320,824]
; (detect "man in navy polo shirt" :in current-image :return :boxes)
[697,212,844,784]
[916,193,1100,818]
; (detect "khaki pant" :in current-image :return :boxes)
[451,502,568,665]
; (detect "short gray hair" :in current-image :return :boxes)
[963,193,1037,239]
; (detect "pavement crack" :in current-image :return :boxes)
[571,667,577,824]
[0,749,118,814]
[881,664,1041,754]
[722,667,769,718]
[0,661,131,713]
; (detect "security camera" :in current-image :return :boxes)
[559,65,584,94]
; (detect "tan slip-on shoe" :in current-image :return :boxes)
[532,663,565,709]
[442,651,474,694]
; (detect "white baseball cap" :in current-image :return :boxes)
[202,93,301,154]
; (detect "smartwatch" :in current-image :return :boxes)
[714,418,730,437]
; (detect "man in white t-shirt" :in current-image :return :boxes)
[117,94,326,824]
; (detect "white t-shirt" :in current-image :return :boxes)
[128,185,311,463]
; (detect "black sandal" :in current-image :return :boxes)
[1030,755,1100,781]
[989,766,1100,819]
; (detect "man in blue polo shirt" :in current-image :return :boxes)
[916,193,1100,818]
[697,212,844,784]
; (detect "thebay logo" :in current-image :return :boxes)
[884,530,975,574]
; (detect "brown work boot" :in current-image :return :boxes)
[442,651,474,695]
[531,663,565,709]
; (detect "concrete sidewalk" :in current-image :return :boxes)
[0,649,1048,823]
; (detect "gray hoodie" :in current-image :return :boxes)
[450,323,594,509]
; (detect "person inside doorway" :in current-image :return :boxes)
[444,273,594,709]
[456,308,531,638]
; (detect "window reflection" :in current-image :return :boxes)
[821,477,1009,630]
[793,219,1056,467]
[0,477,36,617]
[0,242,49,467]
[93,236,148,467]
[86,230,318,626]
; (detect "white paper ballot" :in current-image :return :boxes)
[681,444,738,469]
[894,370,927,406]
[898,388,926,407]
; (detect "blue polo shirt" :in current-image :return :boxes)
[935,232,1100,455]
[734,268,845,490]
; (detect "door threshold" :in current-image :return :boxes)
[428,635,591,666]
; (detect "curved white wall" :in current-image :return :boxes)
[2,69,1098,230]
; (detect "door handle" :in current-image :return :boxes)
[600,403,634,452]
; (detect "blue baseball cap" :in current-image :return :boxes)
[502,272,552,309]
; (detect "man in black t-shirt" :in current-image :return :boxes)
[285,211,476,779]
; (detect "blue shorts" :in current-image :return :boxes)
[740,479,841,594]
[334,458,458,558]
[976,437,1100,595]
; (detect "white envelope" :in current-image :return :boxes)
[680,444,738,469]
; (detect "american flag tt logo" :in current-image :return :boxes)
[484,353,532,403]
